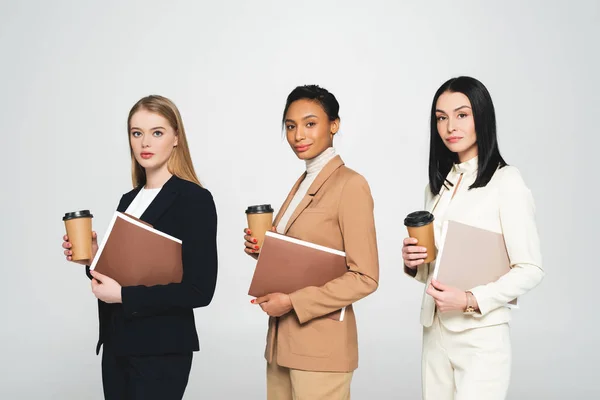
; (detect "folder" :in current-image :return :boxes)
[248,231,349,320]
[89,212,183,287]
[433,220,518,308]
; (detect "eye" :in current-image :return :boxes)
[457,113,468,119]
[286,124,296,130]
[306,122,316,128]
[436,115,447,122]
[131,131,142,138]
[153,130,163,137]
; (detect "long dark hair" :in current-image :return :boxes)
[282,85,340,125]
[428,76,507,195]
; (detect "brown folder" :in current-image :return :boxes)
[89,212,182,287]
[434,220,517,307]
[248,231,348,305]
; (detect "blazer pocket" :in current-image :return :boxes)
[288,317,333,358]
[301,208,328,214]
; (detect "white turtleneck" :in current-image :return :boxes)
[276,147,337,234]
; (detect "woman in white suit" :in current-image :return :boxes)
[402,76,545,400]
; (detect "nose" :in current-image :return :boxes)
[141,134,151,148]
[447,117,456,133]
[295,126,306,142]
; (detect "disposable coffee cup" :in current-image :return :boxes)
[404,211,436,263]
[63,210,94,261]
[245,204,274,250]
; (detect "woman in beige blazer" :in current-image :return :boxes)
[402,76,545,400]
[243,85,379,400]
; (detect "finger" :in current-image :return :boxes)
[63,235,69,241]
[403,237,418,246]
[426,284,442,299]
[244,248,256,255]
[92,231,97,239]
[270,227,276,232]
[64,249,72,256]
[405,245,428,254]
[254,295,269,304]
[244,228,252,235]
[90,270,105,280]
[260,303,268,312]
[66,256,72,261]
[406,252,428,260]
[245,242,260,251]
[244,235,258,243]
[431,279,447,291]
[405,259,425,267]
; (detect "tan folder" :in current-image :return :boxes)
[89,212,182,286]
[248,231,349,320]
[434,220,517,307]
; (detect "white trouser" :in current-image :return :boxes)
[422,314,511,400]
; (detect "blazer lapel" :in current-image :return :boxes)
[273,173,306,229]
[283,155,345,234]
[118,188,141,212]
[139,175,180,225]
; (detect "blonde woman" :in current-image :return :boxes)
[61,95,218,400]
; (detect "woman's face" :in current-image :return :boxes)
[284,99,339,160]
[129,109,178,172]
[435,91,478,162]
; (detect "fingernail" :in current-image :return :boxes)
[250,299,255,303]
[247,230,252,235]
[254,245,259,250]
[253,239,257,243]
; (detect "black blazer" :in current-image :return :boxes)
[86,175,218,356]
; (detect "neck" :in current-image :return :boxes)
[458,146,478,163]
[306,147,336,174]
[144,166,173,189]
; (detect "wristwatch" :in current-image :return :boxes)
[464,291,476,315]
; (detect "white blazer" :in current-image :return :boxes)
[405,157,545,332]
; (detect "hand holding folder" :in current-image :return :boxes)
[248,231,349,320]
[434,220,518,307]
[89,212,183,287]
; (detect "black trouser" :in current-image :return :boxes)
[101,346,193,400]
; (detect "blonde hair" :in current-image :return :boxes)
[127,95,202,188]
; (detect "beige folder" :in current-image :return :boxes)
[89,212,183,287]
[433,220,517,307]
[248,231,349,320]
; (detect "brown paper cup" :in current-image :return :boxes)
[63,210,93,261]
[405,211,437,263]
[246,204,274,250]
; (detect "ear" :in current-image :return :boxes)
[330,118,340,136]
[174,136,179,147]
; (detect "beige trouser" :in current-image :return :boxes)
[266,347,353,400]
[422,314,512,400]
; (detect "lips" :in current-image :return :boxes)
[295,144,312,153]
[140,152,154,159]
[446,136,462,144]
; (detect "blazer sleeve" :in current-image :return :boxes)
[120,188,218,318]
[288,174,380,324]
[469,168,545,317]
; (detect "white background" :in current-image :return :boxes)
[1,0,597,398]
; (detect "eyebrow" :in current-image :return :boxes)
[130,126,166,131]
[284,114,319,124]
[435,105,472,113]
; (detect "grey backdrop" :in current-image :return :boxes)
[1,0,597,399]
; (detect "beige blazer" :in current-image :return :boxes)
[264,155,379,372]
